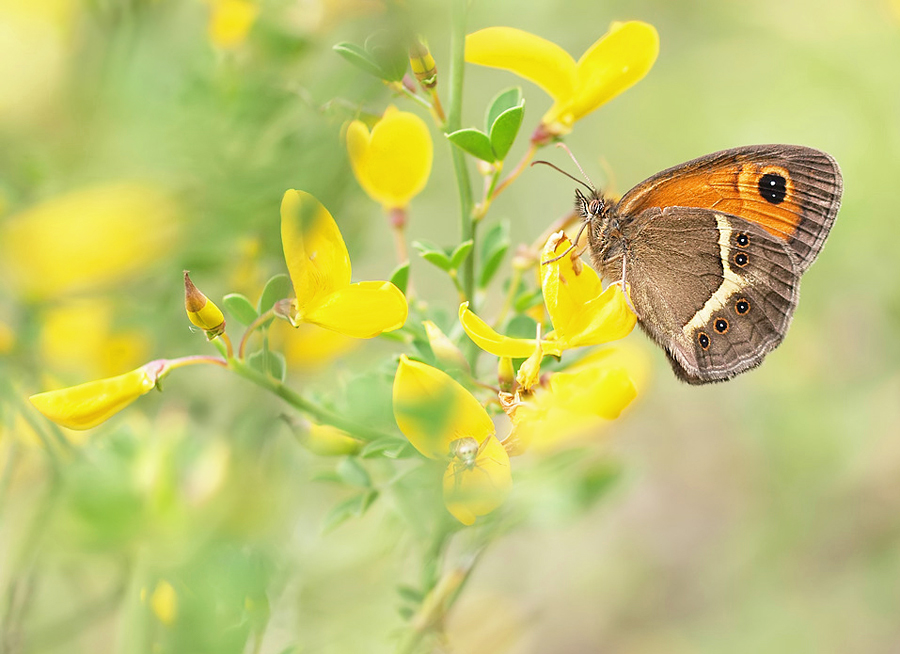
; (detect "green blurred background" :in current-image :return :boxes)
[1,0,899,652]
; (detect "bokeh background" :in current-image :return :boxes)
[1,0,899,652]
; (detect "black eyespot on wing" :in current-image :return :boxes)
[714,318,729,334]
[735,232,750,247]
[734,252,749,267]
[758,173,787,204]
[698,332,710,350]
[735,298,750,315]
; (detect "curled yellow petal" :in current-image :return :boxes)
[458,302,536,358]
[301,281,407,338]
[346,106,433,209]
[393,356,494,460]
[281,189,351,309]
[465,27,576,104]
[443,435,512,526]
[29,361,165,430]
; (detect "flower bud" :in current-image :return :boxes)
[184,271,226,339]
[423,321,469,372]
[283,415,362,457]
[409,37,437,88]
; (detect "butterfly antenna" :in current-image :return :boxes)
[530,160,594,193]
[555,142,596,190]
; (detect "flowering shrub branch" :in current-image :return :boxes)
[19,4,659,650]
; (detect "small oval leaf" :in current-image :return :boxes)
[485,87,522,133]
[222,293,259,326]
[446,128,495,163]
[333,42,386,79]
[489,105,525,161]
[389,262,410,296]
[449,240,474,271]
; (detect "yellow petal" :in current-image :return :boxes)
[568,21,659,124]
[303,423,362,456]
[465,27,576,105]
[458,302,537,358]
[300,281,407,338]
[515,344,544,391]
[280,190,351,309]
[273,321,359,370]
[29,361,163,430]
[346,106,433,209]
[540,235,635,350]
[443,436,511,525]
[393,356,495,460]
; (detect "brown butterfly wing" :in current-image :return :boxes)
[622,207,799,384]
[616,145,842,272]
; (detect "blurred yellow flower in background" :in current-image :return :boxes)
[272,321,359,371]
[465,21,658,138]
[280,189,407,338]
[0,182,179,301]
[393,356,511,525]
[504,360,637,454]
[38,298,149,380]
[205,0,259,49]
[0,0,76,123]
[346,106,433,209]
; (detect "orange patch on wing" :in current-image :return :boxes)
[711,164,800,240]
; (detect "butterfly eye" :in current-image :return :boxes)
[588,199,602,215]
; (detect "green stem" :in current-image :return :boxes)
[447,0,474,306]
[229,359,395,442]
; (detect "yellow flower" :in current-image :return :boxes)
[393,356,511,525]
[465,21,658,137]
[183,272,226,339]
[272,321,359,371]
[460,232,636,386]
[0,182,179,300]
[346,106,433,209]
[505,360,637,454]
[38,298,149,379]
[286,417,362,456]
[280,190,408,338]
[29,360,166,431]
[206,0,258,49]
[149,579,178,625]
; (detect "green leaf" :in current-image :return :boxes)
[389,262,410,296]
[485,87,523,134]
[449,240,474,271]
[222,293,258,326]
[575,462,622,509]
[333,42,386,79]
[397,585,424,604]
[322,490,379,533]
[257,273,292,326]
[446,128,496,163]
[248,349,286,381]
[514,286,544,313]
[506,313,538,340]
[337,457,372,488]
[412,241,452,272]
[478,220,510,288]
[489,105,525,161]
[360,436,415,459]
[364,31,408,82]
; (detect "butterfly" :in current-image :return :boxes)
[552,145,842,384]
